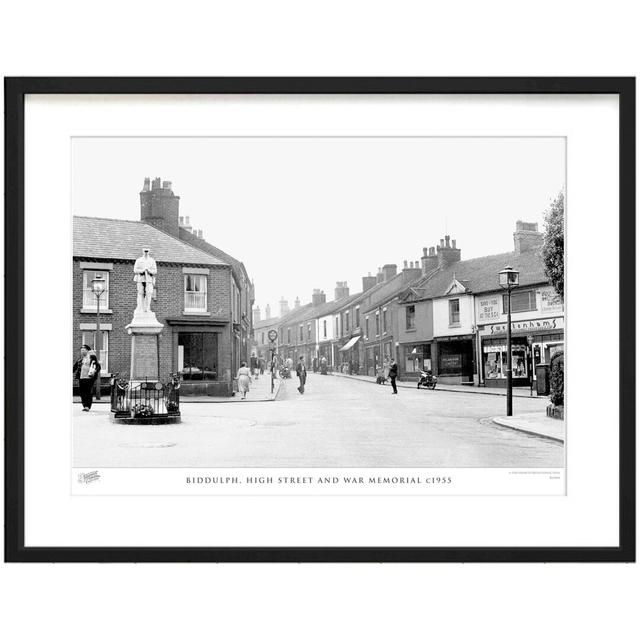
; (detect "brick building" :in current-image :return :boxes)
[73,178,254,396]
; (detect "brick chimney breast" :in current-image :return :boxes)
[362,273,377,292]
[140,176,180,237]
[436,237,461,268]
[514,220,543,255]
[382,264,397,281]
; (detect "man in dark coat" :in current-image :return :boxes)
[296,356,307,394]
[388,358,398,394]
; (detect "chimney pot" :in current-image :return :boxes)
[452,239,456,249]
[445,235,450,247]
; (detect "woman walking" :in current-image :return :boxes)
[237,361,251,399]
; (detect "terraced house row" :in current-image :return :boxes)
[253,221,564,387]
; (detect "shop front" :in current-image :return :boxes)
[479,316,564,388]
[433,336,475,384]
[338,334,362,374]
[400,342,433,380]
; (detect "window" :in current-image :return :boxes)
[382,309,387,332]
[307,323,311,341]
[375,313,380,335]
[345,311,350,332]
[184,274,207,311]
[82,270,109,310]
[406,305,416,329]
[261,332,265,344]
[299,325,304,341]
[335,316,339,337]
[287,328,291,344]
[355,306,360,327]
[503,290,537,313]
[323,320,327,338]
[449,298,460,325]
[178,332,217,380]
[81,330,109,372]
[365,317,369,338]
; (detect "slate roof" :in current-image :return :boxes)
[73,217,226,266]
[361,271,420,314]
[403,249,548,302]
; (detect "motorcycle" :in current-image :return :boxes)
[279,365,291,379]
[417,369,437,390]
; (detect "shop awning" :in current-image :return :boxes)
[339,336,361,352]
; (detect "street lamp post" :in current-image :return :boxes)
[499,266,520,416]
[91,274,106,400]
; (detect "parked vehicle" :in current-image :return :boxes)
[279,365,291,379]
[417,369,437,390]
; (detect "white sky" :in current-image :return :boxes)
[72,137,565,314]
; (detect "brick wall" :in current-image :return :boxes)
[73,258,234,394]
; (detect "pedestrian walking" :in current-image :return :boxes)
[389,358,398,394]
[259,357,265,375]
[320,356,328,375]
[75,344,99,411]
[296,356,307,394]
[250,353,259,379]
[237,362,251,399]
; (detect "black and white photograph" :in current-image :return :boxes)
[71,136,566,488]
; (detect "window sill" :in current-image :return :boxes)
[448,323,461,328]
[405,328,417,333]
[81,308,113,314]
[183,310,211,316]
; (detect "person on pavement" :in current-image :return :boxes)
[296,356,307,394]
[75,344,98,411]
[389,359,398,394]
[237,362,251,399]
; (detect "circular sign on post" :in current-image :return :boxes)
[268,329,278,342]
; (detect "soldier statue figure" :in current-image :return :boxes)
[133,248,157,313]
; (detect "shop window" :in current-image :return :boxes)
[503,290,537,313]
[82,270,109,310]
[184,274,207,312]
[449,298,460,325]
[178,332,218,380]
[81,330,109,372]
[406,305,416,330]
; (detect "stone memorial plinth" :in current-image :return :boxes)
[126,309,164,382]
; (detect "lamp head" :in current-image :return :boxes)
[499,265,520,289]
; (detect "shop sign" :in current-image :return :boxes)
[477,295,501,322]
[540,288,564,315]
[481,316,564,336]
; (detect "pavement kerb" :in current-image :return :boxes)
[491,416,565,444]
[330,371,546,399]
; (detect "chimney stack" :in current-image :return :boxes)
[437,236,461,268]
[265,304,271,320]
[402,259,423,283]
[421,246,439,274]
[294,296,301,309]
[334,281,350,300]
[312,289,327,306]
[253,306,261,324]
[140,176,180,237]
[143,177,150,191]
[279,297,290,317]
[362,272,377,292]
[382,264,398,281]
[514,220,543,255]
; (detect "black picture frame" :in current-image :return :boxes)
[4,77,635,563]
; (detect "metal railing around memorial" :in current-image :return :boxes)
[110,374,181,418]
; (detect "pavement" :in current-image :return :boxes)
[491,412,565,443]
[332,371,546,398]
[73,372,281,404]
[73,371,564,468]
